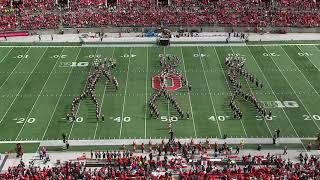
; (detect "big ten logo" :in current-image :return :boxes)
[59,62,89,67]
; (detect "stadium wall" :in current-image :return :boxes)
[28,26,320,35]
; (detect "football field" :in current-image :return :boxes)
[0,43,320,142]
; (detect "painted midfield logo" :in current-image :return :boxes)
[152,73,182,91]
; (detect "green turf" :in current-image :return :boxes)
[0,42,81,46]
[0,44,319,143]
[0,143,39,153]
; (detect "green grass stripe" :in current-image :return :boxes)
[17,47,82,140]
[145,47,169,139]
[248,46,318,137]
[44,47,94,139]
[298,45,320,71]
[120,47,148,139]
[93,48,122,139]
[232,46,298,138]
[0,45,319,142]
[0,47,48,140]
[265,46,320,130]
[165,47,197,138]
[182,47,221,138]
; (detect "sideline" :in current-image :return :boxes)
[0,137,312,146]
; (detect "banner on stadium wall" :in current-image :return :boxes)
[144,28,161,37]
[0,31,29,37]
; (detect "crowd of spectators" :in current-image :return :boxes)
[0,0,319,31]
[274,0,320,10]
[1,140,320,179]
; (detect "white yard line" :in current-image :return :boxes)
[196,46,222,138]
[0,48,30,91]
[311,45,320,65]
[180,47,197,137]
[93,47,116,139]
[213,47,248,138]
[264,47,320,130]
[299,46,320,72]
[144,47,149,138]
[68,48,99,139]
[230,46,273,137]
[0,47,47,124]
[118,48,132,139]
[164,47,170,121]
[280,46,319,96]
[32,48,82,160]
[0,47,13,63]
[246,45,308,150]
[15,48,66,140]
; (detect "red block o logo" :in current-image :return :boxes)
[152,74,182,91]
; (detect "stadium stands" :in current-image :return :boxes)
[275,0,320,10]
[0,141,319,179]
[20,12,60,30]
[21,0,56,11]
[0,0,319,30]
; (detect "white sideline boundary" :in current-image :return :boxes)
[0,138,313,146]
[0,39,319,148]
[0,43,319,48]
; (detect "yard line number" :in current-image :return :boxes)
[14,55,29,59]
[64,116,131,123]
[298,52,312,56]
[14,117,35,124]
[209,115,276,121]
[50,55,67,59]
[193,53,207,58]
[262,53,279,57]
[159,54,171,57]
[256,115,276,121]
[113,116,131,123]
[88,54,102,58]
[209,115,228,121]
[59,62,89,67]
[303,114,320,121]
[161,116,178,122]
[74,117,84,122]
[121,54,136,58]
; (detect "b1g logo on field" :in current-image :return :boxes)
[152,74,182,91]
